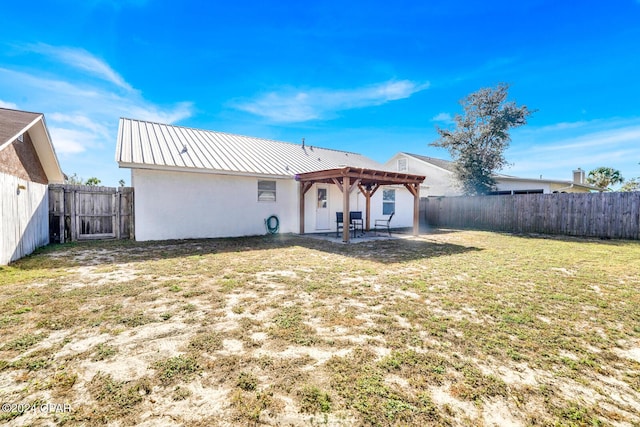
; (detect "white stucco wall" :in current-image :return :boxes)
[302,183,415,234]
[495,180,550,193]
[132,169,298,241]
[495,180,592,194]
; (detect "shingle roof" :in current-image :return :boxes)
[116,118,386,177]
[0,108,42,148]
[0,108,64,183]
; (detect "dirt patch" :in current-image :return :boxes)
[1,232,640,425]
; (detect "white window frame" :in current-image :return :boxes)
[397,158,408,172]
[382,189,395,215]
[258,180,276,202]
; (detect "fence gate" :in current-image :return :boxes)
[49,184,134,242]
[76,189,116,239]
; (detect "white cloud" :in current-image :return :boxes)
[0,99,18,109]
[48,127,92,154]
[432,112,453,123]
[122,101,193,124]
[516,120,640,153]
[505,117,640,180]
[25,44,134,92]
[234,80,429,123]
[0,67,192,126]
[0,47,193,184]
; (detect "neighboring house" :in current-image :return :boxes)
[0,108,64,265]
[385,153,460,196]
[490,169,600,194]
[385,152,600,196]
[115,118,424,241]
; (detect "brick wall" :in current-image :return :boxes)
[0,131,48,184]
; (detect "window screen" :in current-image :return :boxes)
[258,180,276,202]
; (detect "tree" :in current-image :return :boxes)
[431,84,534,195]
[586,167,624,191]
[65,173,84,185]
[85,177,102,186]
[620,177,640,192]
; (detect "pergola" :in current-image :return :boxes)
[296,167,426,242]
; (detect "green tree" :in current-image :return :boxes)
[620,177,640,192]
[65,173,84,185]
[586,167,624,191]
[85,177,102,186]
[431,84,534,195]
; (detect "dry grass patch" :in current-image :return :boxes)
[1,231,639,425]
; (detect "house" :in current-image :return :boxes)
[0,108,64,265]
[384,152,600,196]
[115,118,424,242]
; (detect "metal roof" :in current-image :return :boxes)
[402,152,601,190]
[400,152,457,173]
[116,118,386,177]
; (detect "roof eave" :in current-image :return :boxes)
[117,161,294,180]
[1,115,64,184]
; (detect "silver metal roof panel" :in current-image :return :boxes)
[116,118,386,177]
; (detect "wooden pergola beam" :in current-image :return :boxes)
[296,166,425,241]
[357,182,380,231]
[403,183,421,236]
[342,176,350,242]
[296,167,424,187]
[299,182,313,234]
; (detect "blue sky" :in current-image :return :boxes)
[1,0,639,187]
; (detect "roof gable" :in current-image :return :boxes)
[0,108,41,148]
[116,118,386,177]
[398,152,457,173]
[0,108,64,184]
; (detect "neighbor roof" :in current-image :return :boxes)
[400,152,514,178]
[116,118,386,177]
[400,152,600,190]
[496,176,602,191]
[400,152,457,173]
[0,108,64,184]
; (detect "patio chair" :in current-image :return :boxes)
[336,212,355,238]
[349,211,364,237]
[374,211,394,236]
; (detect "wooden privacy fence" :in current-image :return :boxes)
[1,172,49,264]
[48,184,134,242]
[421,192,640,240]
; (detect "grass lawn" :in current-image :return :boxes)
[1,230,639,426]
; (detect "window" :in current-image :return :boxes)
[488,189,544,195]
[397,158,408,172]
[258,180,276,202]
[317,187,327,209]
[382,189,395,215]
[513,189,543,195]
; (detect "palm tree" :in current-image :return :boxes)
[586,167,624,191]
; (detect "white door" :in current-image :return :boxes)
[315,186,330,230]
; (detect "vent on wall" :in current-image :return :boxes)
[397,158,408,172]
